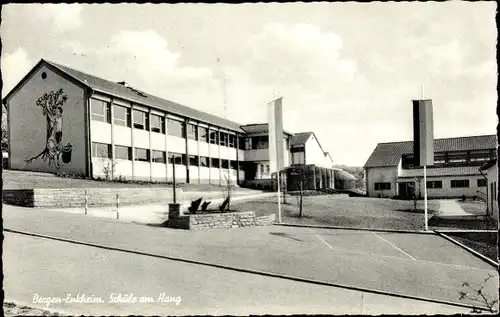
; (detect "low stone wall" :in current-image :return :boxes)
[167,210,276,230]
[3,188,177,208]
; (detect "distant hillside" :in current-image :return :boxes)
[334,165,364,189]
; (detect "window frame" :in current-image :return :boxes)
[115,145,132,160]
[374,182,391,190]
[477,178,487,187]
[167,118,185,138]
[90,99,111,123]
[150,114,165,134]
[113,105,131,127]
[451,179,470,188]
[133,109,148,130]
[211,158,220,168]
[187,123,198,140]
[199,127,209,143]
[92,142,112,158]
[426,180,443,189]
[134,148,150,162]
[199,156,209,167]
[152,150,166,163]
[209,129,219,145]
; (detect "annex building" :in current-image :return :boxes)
[3,59,346,188]
[364,135,497,200]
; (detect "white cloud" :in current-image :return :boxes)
[32,4,83,31]
[1,48,34,96]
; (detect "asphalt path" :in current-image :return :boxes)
[4,232,471,315]
[3,204,498,311]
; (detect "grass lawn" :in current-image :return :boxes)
[445,233,498,263]
[233,194,441,231]
[457,200,488,216]
[2,170,258,192]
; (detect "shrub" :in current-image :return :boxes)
[57,171,86,179]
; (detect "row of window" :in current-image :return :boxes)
[92,142,243,169]
[374,179,488,191]
[91,98,245,149]
[402,149,496,167]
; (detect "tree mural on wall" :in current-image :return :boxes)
[25,88,73,169]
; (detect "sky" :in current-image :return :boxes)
[1,2,497,166]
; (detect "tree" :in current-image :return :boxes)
[98,151,116,181]
[459,273,498,314]
[408,177,420,211]
[1,104,8,152]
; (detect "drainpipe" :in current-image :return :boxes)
[479,168,489,216]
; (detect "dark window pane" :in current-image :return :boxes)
[211,158,220,168]
[239,137,245,150]
[199,157,209,167]
[209,130,218,144]
[220,132,228,147]
[230,160,238,170]
[477,179,487,187]
[228,135,236,148]
[221,159,229,169]
[168,152,186,165]
[189,155,199,166]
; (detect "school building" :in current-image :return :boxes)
[3,59,346,188]
[364,135,497,199]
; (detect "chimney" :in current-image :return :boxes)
[117,81,129,88]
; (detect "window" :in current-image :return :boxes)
[251,136,269,149]
[211,158,220,168]
[374,182,391,190]
[239,137,245,150]
[238,161,244,170]
[115,145,132,160]
[199,127,209,143]
[477,179,487,187]
[168,152,185,165]
[220,132,228,147]
[265,164,270,175]
[150,114,165,134]
[230,160,238,170]
[427,181,443,189]
[187,124,198,140]
[92,142,111,158]
[448,151,467,163]
[114,105,131,127]
[245,138,252,150]
[168,119,185,138]
[221,159,229,169]
[91,99,111,123]
[189,155,199,166]
[199,156,209,167]
[228,134,236,148]
[434,153,446,165]
[451,179,469,188]
[260,164,266,176]
[135,148,150,162]
[152,150,166,163]
[133,110,148,130]
[209,129,219,145]
[470,150,494,162]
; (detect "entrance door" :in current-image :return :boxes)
[398,182,413,199]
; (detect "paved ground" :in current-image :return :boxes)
[4,232,476,316]
[439,200,473,216]
[3,203,498,314]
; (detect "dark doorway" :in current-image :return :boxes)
[398,182,413,199]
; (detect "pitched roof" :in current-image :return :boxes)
[13,59,246,133]
[364,135,497,168]
[398,166,482,178]
[290,132,312,146]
